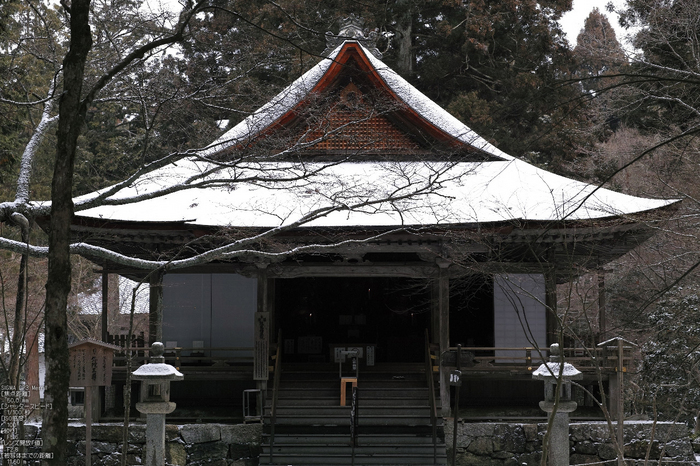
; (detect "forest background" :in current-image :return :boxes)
[2,0,700,462]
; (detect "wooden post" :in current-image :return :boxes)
[436,259,450,417]
[598,336,636,466]
[101,270,109,342]
[100,270,109,422]
[598,272,606,343]
[255,264,271,385]
[69,340,119,466]
[25,311,41,419]
[148,271,164,345]
[85,385,92,466]
[431,279,439,345]
[451,345,461,466]
[257,264,274,332]
[616,339,624,466]
[545,265,558,347]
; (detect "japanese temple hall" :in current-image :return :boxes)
[69,21,676,422]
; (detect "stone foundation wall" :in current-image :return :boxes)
[63,423,261,466]
[9,420,698,466]
[445,421,698,466]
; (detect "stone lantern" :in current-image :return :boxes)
[132,342,184,466]
[532,343,582,466]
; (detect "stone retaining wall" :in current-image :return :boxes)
[63,423,261,466]
[9,420,698,466]
[445,421,698,466]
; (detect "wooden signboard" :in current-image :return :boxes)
[68,339,120,466]
[69,339,121,387]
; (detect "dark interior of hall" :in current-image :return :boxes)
[275,277,431,363]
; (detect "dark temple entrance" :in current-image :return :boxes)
[275,277,431,363]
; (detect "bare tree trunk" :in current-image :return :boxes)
[9,215,29,386]
[395,16,413,76]
[42,0,92,463]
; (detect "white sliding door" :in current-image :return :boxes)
[493,274,547,361]
[162,273,257,356]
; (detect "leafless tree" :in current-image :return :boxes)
[0,2,493,462]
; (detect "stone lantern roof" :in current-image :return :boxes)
[532,344,583,381]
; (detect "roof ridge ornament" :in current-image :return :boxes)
[323,14,383,60]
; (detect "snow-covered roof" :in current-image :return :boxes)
[73,41,676,229]
[199,41,512,160]
[75,159,673,227]
[68,339,121,351]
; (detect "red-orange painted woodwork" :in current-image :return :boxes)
[217,42,465,158]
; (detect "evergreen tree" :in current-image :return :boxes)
[434,0,588,170]
[0,1,61,193]
[574,8,626,87]
[616,0,700,131]
[573,8,628,137]
[176,1,592,171]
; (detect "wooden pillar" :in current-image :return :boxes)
[257,266,268,319]
[608,375,619,421]
[257,265,275,335]
[97,271,109,424]
[255,265,272,385]
[431,281,440,344]
[102,270,109,342]
[148,270,164,345]
[268,278,276,335]
[545,265,558,346]
[598,272,606,343]
[615,338,625,466]
[436,259,450,417]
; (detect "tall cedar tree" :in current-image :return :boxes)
[574,8,626,87]
[177,0,593,172]
[572,8,627,140]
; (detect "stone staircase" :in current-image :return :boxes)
[260,364,446,465]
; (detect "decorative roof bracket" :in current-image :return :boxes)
[323,14,383,59]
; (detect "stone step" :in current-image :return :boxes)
[271,396,434,407]
[280,372,427,382]
[262,443,446,453]
[261,433,443,445]
[263,424,442,436]
[280,363,426,373]
[263,365,446,465]
[264,414,435,426]
[258,452,447,465]
[265,405,432,416]
[271,386,435,397]
[276,381,429,391]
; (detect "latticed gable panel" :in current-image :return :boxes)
[301,111,422,152]
[291,82,423,154]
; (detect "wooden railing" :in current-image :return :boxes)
[424,329,438,466]
[111,346,254,374]
[108,343,632,376]
[445,345,634,372]
[107,332,145,350]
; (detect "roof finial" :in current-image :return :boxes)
[323,14,383,59]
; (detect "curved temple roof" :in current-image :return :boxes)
[74,42,676,229]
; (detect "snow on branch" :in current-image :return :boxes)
[15,78,58,205]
